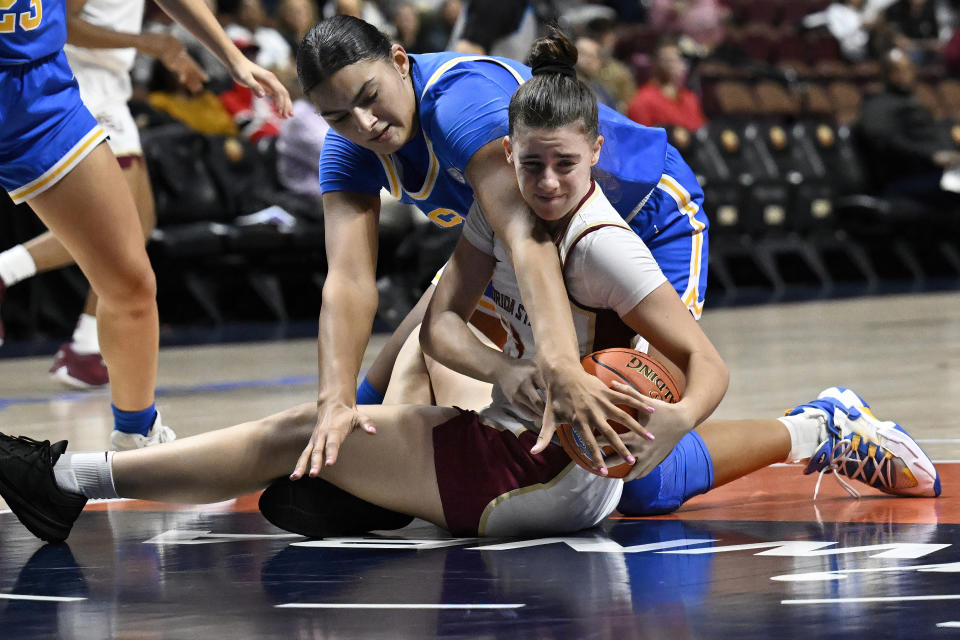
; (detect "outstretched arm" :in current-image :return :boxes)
[291,190,381,479]
[150,0,292,116]
[66,0,208,93]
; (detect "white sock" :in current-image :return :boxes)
[0,245,37,287]
[53,451,118,499]
[778,409,829,462]
[71,313,100,354]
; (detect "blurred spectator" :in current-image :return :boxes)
[627,37,707,131]
[392,1,454,53]
[147,59,239,135]
[646,0,729,55]
[802,0,898,62]
[600,0,646,22]
[220,80,286,140]
[881,0,952,64]
[435,0,464,48]
[393,2,424,51]
[856,48,960,209]
[322,0,394,35]
[411,0,450,10]
[945,26,960,75]
[449,0,538,60]
[558,2,617,33]
[582,17,636,112]
[708,13,752,67]
[221,0,295,73]
[275,0,319,52]
[575,36,620,109]
[277,98,330,198]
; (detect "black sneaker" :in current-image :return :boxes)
[259,476,413,538]
[0,434,87,543]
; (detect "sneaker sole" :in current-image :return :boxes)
[0,474,73,542]
[50,367,108,390]
[876,424,941,497]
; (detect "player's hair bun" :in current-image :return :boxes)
[528,30,578,79]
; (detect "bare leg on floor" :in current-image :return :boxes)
[694,419,791,488]
[112,402,458,527]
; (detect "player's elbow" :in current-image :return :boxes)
[419,309,459,362]
[710,353,731,396]
[419,312,439,359]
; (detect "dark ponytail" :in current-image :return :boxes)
[297,15,392,94]
[509,30,599,140]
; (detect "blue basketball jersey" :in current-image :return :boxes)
[320,52,708,313]
[0,0,66,65]
[319,52,670,231]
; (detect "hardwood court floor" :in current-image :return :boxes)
[0,291,958,638]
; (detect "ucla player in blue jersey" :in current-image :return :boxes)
[0,0,291,449]
[0,32,938,544]
[0,0,208,392]
[291,15,709,479]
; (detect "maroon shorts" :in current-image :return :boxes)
[433,410,577,536]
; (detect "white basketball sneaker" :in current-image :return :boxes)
[109,412,177,451]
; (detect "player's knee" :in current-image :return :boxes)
[618,431,715,517]
[618,467,683,516]
[100,264,156,314]
[262,403,316,444]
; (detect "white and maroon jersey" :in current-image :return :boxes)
[461,181,667,428]
[64,0,145,75]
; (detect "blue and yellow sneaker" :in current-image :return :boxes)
[787,387,941,499]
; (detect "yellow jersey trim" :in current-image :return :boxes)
[9,126,107,203]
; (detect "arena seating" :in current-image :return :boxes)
[2,12,959,343]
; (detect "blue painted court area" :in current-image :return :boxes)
[0,374,314,411]
[1,508,957,639]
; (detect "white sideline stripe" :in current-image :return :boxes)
[783,595,960,605]
[0,594,86,602]
[937,622,960,628]
[916,439,960,443]
[277,603,525,610]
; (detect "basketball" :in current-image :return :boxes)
[556,348,683,478]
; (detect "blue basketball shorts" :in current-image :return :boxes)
[630,146,709,319]
[0,51,107,204]
[617,429,714,516]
